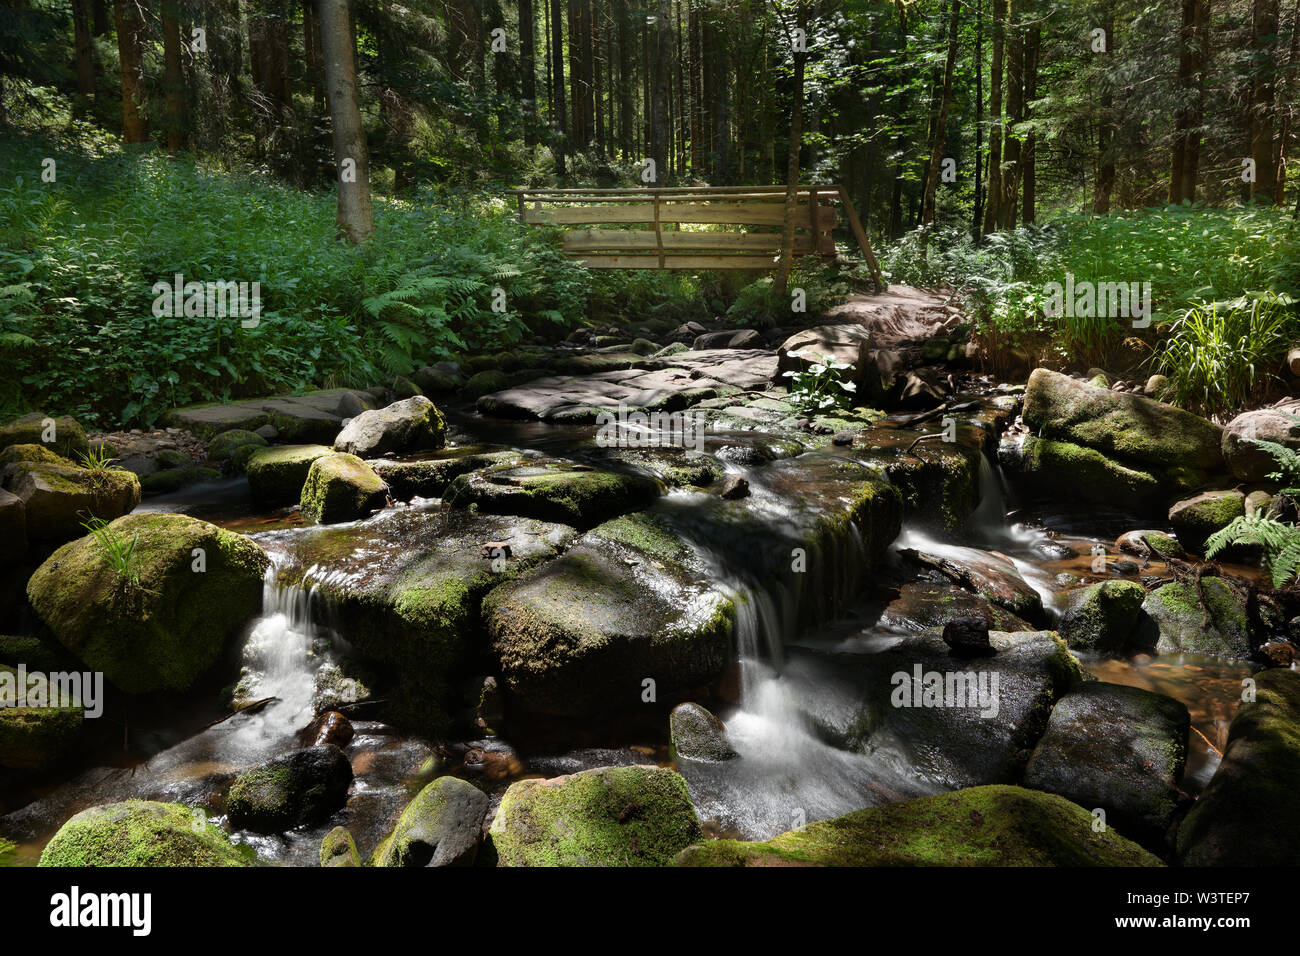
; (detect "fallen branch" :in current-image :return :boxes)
[202,697,279,731]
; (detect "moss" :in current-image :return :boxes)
[245,444,332,504]
[320,826,361,867]
[300,452,388,523]
[5,460,141,541]
[207,429,268,461]
[1058,580,1146,652]
[0,412,89,461]
[0,443,73,467]
[369,774,488,867]
[0,667,83,770]
[139,465,222,495]
[38,800,255,867]
[676,785,1163,866]
[590,511,693,563]
[1138,579,1252,659]
[26,512,270,694]
[489,766,702,867]
[463,370,510,398]
[1023,437,1164,506]
[445,464,659,530]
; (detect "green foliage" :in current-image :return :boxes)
[781,352,857,412]
[1151,293,1298,417]
[1206,425,1300,587]
[79,514,141,589]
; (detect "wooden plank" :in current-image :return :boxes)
[526,202,835,227]
[562,230,813,252]
[837,185,885,290]
[509,184,842,195]
[576,254,780,270]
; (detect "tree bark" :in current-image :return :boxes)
[1251,0,1281,203]
[998,0,1023,229]
[1022,20,1039,224]
[774,0,808,299]
[317,0,374,243]
[162,0,187,151]
[72,0,95,110]
[550,0,568,174]
[973,0,984,238]
[981,0,1005,233]
[113,0,148,143]
[650,0,672,182]
[921,0,961,226]
[521,0,537,146]
[1093,8,1116,213]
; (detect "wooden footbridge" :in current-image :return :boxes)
[509,185,884,290]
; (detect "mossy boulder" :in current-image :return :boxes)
[371,447,517,500]
[1017,436,1164,508]
[300,452,389,524]
[675,785,1162,866]
[1167,490,1245,554]
[207,429,268,462]
[0,412,88,461]
[0,633,79,672]
[444,461,660,530]
[1024,683,1189,847]
[669,702,737,761]
[320,826,361,867]
[463,370,511,398]
[0,666,83,770]
[413,364,464,394]
[1117,529,1186,561]
[1023,368,1223,469]
[0,443,74,467]
[26,513,270,694]
[1221,403,1300,481]
[1176,669,1300,865]
[484,510,734,717]
[333,395,446,458]
[369,774,489,867]
[1136,579,1253,660]
[244,444,331,505]
[489,765,702,867]
[38,800,254,867]
[786,631,1083,791]
[139,465,222,496]
[0,488,25,562]
[1,459,140,543]
[1056,580,1146,652]
[878,582,1033,632]
[226,745,353,834]
[866,436,981,533]
[901,544,1044,623]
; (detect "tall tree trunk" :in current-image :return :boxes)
[72,0,95,111]
[709,9,729,182]
[998,1,1023,229]
[1093,8,1116,213]
[550,0,568,173]
[973,0,984,238]
[317,0,373,243]
[775,0,808,299]
[1274,0,1298,203]
[688,2,701,174]
[616,0,631,159]
[162,0,187,151]
[650,0,671,182]
[1251,0,1281,202]
[981,0,1005,232]
[521,0,537,146]
[593,2,605,155]
[922,0,962,226]
[113,0,148,143]
[1022,19,1039,224]
[303,0,326,114]
[92,0,110,35]
[676,0,686,176]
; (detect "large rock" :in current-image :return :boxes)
[1,459,140,542]
[226,745,353,833]
[444,461,659,530]
[370,775,489,867]
[244,444,331,505]
[0,488,26,562]
[333,395,446,458]
[676,785,1162,866]
[0,666,83,770]
[1136,578,1253,660]
[489,765,702,867]
[1177,669,1300,865]
[27,513,270,694]
[0,412,88,461]
[1023,368,1223,469]
[165,388,380,442]
[669,702,737,761]
[1221,402,1300,481]
[1024,683,1189,846]
[900,544,1044,623]
[1055,580,1146,652]
[776,324,876,390]
[207,428,268,462]
[371,447,517,500]
[1016,436,1164,508]
[300,452,388,524]
[485,511,735,717]
[39,801,253,866]
[786,631,1083,791]
[1168,490,1245,554]
[320,826,361,867]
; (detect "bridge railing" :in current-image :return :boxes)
[507,185,884,289]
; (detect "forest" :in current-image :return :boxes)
[0,0,1298,880]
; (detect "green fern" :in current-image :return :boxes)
[1206,512,1300,587]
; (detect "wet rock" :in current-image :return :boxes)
[694,329,759,350]
[306,711,354,749]
[0,412,88,461]
[370,775,488,867]
[787,631,1083,791]
[670,702,737,761]
[717,474,750,499]
[879,582,1032,632]
[1,458,140,543]
[1023,368,1223,469]
[445,461,659,530]
[207,428,268,462]
[226,745,353,834]
[464,369,511,398]
[676,785,1161,866]
[1168,490,1245,554]
[26,513,270,694]
[139,465,222,495]
[490,765,702,867]
[0,489,25,563]
[245,444,332,505]
[254,423,278,440]
[587,446,726,489]
[39,801,253,866]
[333,395,447,459]
[1177,669,1300,865]
[942,617,994,657]
[392,376,421,399]
[832,430,854,446]
[777,324,875,387]
[413,364,464,394]
[370,447,517,500]
[485,511,733,717]
[1116,529,1186,561]
[0,666,83,770]
[1024,683,1188,847]
[1258,640,1297,668]
[1016,436,1164,508]
[901,545,1044,623]
[320,826,361,867]
[1056,580,1146,653]
[300,452,389,524]
[1221,401,1300,481]
[1136,578,1253,660]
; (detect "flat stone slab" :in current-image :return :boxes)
[166,388,383,442]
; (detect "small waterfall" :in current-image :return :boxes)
[969,452,1010,543]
